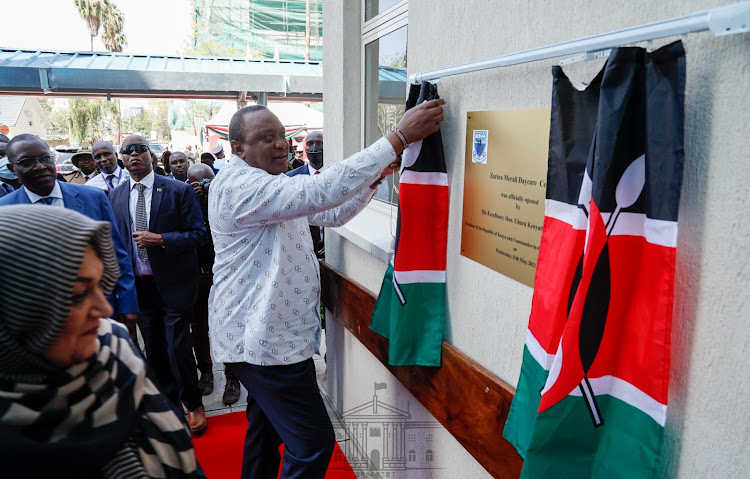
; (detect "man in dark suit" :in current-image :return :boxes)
[0,134,139,331]
[287,131,325,257]
[109,134,209,436]
[0,142,20,198]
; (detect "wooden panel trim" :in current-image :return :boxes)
[320,261,523,478]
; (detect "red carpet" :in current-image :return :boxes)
[192,411,356,478]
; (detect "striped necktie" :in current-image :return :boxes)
[134,183,149,262]
[36,197,54,205]
[106,174,116,190]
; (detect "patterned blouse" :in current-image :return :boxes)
[208,137,396,365]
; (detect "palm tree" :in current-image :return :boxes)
[102,3,127,52]
[74,0,109,51]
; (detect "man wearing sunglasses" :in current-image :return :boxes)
[0,134,139,332]
[109,134,210,436]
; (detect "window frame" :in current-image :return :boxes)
[331,1,408,261]
[360,0,409,151]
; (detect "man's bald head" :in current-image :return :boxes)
[92,141,118,175]
[123,134,148,146]
[0,134,9,143]
[188,163,215,183]
[92,140,113,152]
[121,134,152,180]
[306,131,323,143]
[305,131,323,169]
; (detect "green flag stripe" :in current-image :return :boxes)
[521,394,664,479]
[503,346,548,458]
[370,264,445,367]
[503,347,665,478]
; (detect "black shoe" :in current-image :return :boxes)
[222,378,241,405]
[198,371,214,396]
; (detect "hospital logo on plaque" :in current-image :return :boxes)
[472,130,488,164]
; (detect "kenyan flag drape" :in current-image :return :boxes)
[370,81,448,367]
[503,41,686,478]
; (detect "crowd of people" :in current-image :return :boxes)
[0,98,445,478]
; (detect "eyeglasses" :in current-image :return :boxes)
[13,155,55,169]
[120,144,150,155]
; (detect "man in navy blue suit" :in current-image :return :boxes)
[109,134,209,436]
[0,134,139,331]
[287,131,326,257]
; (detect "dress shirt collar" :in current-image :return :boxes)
[107,166,124,180]
[130,170,155,190]
[230,153,247,168]
[307,164,321,175]
[25,180,63,204]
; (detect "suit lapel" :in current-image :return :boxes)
[150,176,164,231]
[110,184,134,258]
[111,183,129,219]
[17,186,32,204]
[60,183,84,214]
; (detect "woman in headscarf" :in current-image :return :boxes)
[0,205,205,478]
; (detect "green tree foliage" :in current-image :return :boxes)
[182,34,244,58]
[122,100,171,141]
[169,101,221,135]
[74,0,127,52]
[74,0,107,51]
[102,3,127,52]
[38,99,71,137]
[68,98,119,146]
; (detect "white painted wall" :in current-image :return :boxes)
[7,98,54,139]
[324,0,750,477]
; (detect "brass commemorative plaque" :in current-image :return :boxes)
[460,109,550,287]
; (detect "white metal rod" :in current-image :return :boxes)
[410,1,750,84]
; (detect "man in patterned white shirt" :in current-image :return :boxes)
[208,100,445,479]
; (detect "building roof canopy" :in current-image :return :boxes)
[0,49,408,103]
[0,48,322,101]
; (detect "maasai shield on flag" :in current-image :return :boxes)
[503,41,686,478]
[370,81,448,367]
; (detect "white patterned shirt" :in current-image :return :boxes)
[208,137,396,365]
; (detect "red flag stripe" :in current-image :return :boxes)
[393,183,449,272]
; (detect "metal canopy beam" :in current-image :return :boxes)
[0,49,324,101]
[0,49,409,104]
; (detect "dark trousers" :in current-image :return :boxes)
[191,272,237,381]
[228,359,335,479]
[191,272,213,373]
[135,276,202,412]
